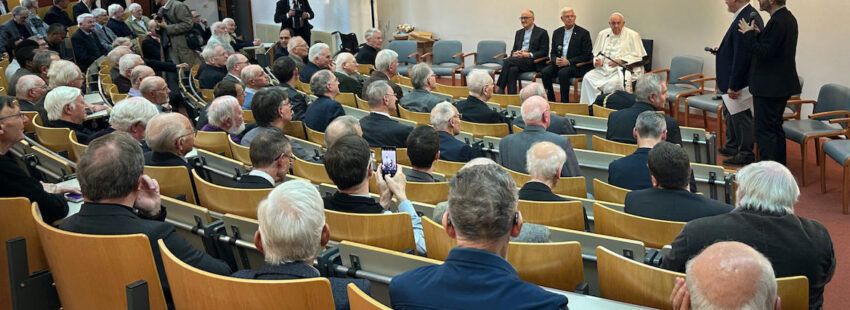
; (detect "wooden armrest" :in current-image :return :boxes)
[451,52,464,59]
[828,117,850,124]
[678,89,705,98]
[810,111,850,119]
[786,99,816,106]
[647,68,670,82]
[462,52,477,65]
[689,77,716,84]
[678,73,704,81]
[533,56,550,64]
[493,53,508,59]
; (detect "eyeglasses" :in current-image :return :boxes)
[520,16,533,20]
[176,129,197,142]
[0,113,25,121]
[274,152,297,161]
[563,15,576,19]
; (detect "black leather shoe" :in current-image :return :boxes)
[718,147,738,157]
[723,153,755,166]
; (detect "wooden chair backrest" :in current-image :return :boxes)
[592,135,638,156]
[195,131,233,158]
[144,166,196,204]
[432,159,464,178]
[552,102,589,116]
[33,204,167,310]
[192,170,271,219]
[461,121,509,139]
[335,92,357,108]
[433,83,468,99]
[593,178,631,205]
[354,95,369,109]
[392,74,412,87]
[394,148,412,166]
[405,182,449,205]
[517,200,585,231]
[592,105,616,118]
[243,110,255,124]
[291,156,333,184]
[32,114,73,160]
[347,283,391,310]
[397,104,432,126]
[324,209,416,253]
[507,241,584,292]
[596,246,683,309]
[593,203,685,249]
[294,80,312,94]
[489,93,522,108]
[68,131,87,162]
[421,216,457,261]
[505,168,587,198]
[158,239,334,309]
[0,198,48,310]
[305,125,326,146]
[21,111,37,133]
[564,134,588,150]
[228,138,252,166]
[357,64,374,76]
[285,120,307,139]
[200,89,215,103]
[777,276,809,310]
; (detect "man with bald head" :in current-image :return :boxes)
[513,83,575,134]
[107,45,133,82]
[324,115,361,148]
[140,76,171,112]
[518,141,567,201]
[128,65,155,97]
[144,112,195,171]
[494,9,548,95]
[670,241,779,310]
[580,12,646,104]
[15,75,49,121]
[499,96,581,177]
[287,36,308,71]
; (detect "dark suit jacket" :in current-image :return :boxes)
[624,187,732,222]
[279,83,309,121]
[145,151,193,172]
[44,5,73,27]
[232,262,370,310]
[107,18,135,38]
[716,4,763,93]
[746,7,800,98]
[511,25,549,71]
[438,131,476,162]
[115,75,131,93]
[197,63,227,89]
[72,2,90,21]
[335,71,362,96]
[323,192,383,214]
[0,153,69,223]
[498,125,581,177]
[303,95,345,132]
[299,61,320,83]
[608,147,652,191]
[390,247,568,310]
[662,208,835,309]
[359,112,413,148]
[60,203,232,295]
[140,35,178,74]
[456,96,505,124]
[362,71,403,101]
[274,0,315,31]
[355,44,378,66]
[606,102,682,146]
[549,25,593,68]
[518,181,566,202]
[48,40,74,61]
[274,44,288,58]
[231,175,274,189]
[71,29,106,72]
[47,119,95,144]
[0,20,29,53]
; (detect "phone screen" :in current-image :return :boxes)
[66,193,83,202]
[381,147,397,177]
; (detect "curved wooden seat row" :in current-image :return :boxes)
[145,165,197,204]
[194,131,233,158]
[192,169,271,219]
[593,178,631,205]
[593,203,684,249]
[591,135,638,156]
[324,209,416,253]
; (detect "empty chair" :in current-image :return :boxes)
[648,56,704,119]
[405,182,449,205]
[229,138,252,165]
[461,40,506,80]
[422,40,464,85]
[592,135,638,156]
[347,283,390,310]
[506,241,584,292]
[593,203,684,249]
[145,165,197,204]
[593,178,630,204]
[159,240,335,309]
[681,77,724,140]
[192,170,271,218]
[324,209,416,253]
[0,198,49,310]
[388,40,420,76]
[516,200,584,231]
[596,246,684,309]
[820,131,850,214]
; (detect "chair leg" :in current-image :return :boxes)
[684,100,690,127]
[717,106,725,147]
[820,146,827,193]
[814,138,822,166]
[844,164,849,214]
[800,139,808,185]
[702,111,709,129]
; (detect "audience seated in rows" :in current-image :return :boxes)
[231,180,371,309]
[22,0,49,38]
[355,28,381,66]
[241,64,270,108]
[607,73,682,145]
[403,125,440,182]
[7,41,39,97]
[299,42,331,83]
[303,70,344,132]
[89,97,158,153]
[362,49,403,100]
[499,95,580,177]
[323,134,426,253]
[287,36,308,71]
[624,141,732,222]
[128,65,155,97]
[224,53,248,87]
[662,161,835,309]
[144,112,195,171]
[92,9,118,55]
[0,96,73,223]
[44,86,94,144]
[240,87,316,162]
[271,56,309,121]
[608,110,665,190]
[107,45,132,82]
[513,83,576,134]
[324,115,362,148]
[430,102,481,162]
[44,0,74,28]
[360,80,413,148]
[333,52,364,95]
[390,164,567,309]
[399,63,442,113]
[197,43,229,89]
[200,95,246,143]
[456,69,504,124]
[116,53,144,93]
[232,131,292,189]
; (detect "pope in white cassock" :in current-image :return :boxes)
[580,13,646,104]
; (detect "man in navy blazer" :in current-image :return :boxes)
[495,9,548,95]
[390,165,568,309]
[303,70,345,132]
[44,0,73,27]
[608,111,667,191]
[714,0,763,166]
[541,7,593,102]
[359,80,413,148]
[431,102,482,162]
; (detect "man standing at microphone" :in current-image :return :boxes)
[714,0,763,166]
[540,7,593,103]
[739,0,800,165]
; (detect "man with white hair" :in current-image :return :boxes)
[43,0,73,27]
[662,161,835,309]
[206,21,236,54]
[431,101,479,162]
[115,53,143,93]
[303,70,344,132]
[333,52,363,95]
[22,0,48,37]
[89,97,159,153]
[200,95,246,143]
[197,43,228,89]
[233,180,370,309]
[299,42,332,83]
[287,36,308,71]
[71,13,107,71]
[231,132,292,189]
[15,74,49,121]
[128,65,155,97]
[223,53,248,86]
[540,7,593,102]
[107,45,132,81]
[44,86,94,143]
[362,49,403,100]
[91,8,117,52]
[124,3,149,37]
[518,141,568,201]
[140,76,171,112]
[670,241,779,310]
[607,73,682,145]
[324,115,361,148]
[400,63,442,113]
[0,7,34,53]
[456,69,504,124]
[144,112,195,170]
[241,64,270,108]
[222,17,260,51]
[106,3,133,38]
[359,80,413,148]
[580,12,646,104]
[273,28,292,58]
[513,82,575,134]
[355,28,381,65]
[499,95,580,177]
[46,59,82,88]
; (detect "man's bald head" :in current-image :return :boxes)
[519,83,546,102]
[520,96,550,127]
[526,141,565,181]
[145,113,193,154]
[462,157,497,170]
[324,115,362,148]
[130,65,155,90]
[686,241,778,310]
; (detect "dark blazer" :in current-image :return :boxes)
[145,151,193,172]
[362,71,403,101]
[608,147,652,191]
[510,25,549,70]
[716,4,763,93]
[278,83,309,121]
[390,247,568,310]
[232,262,370,310]
[335,72,362,97]
[606,102,682,146]
[498,125,581,177]
[107,18,135,38]
[549,25,593,68]
[0,20,29,53]
[456,96,505,124]
[43,5,74,27]
[438,131,476,162]
[594,90,636,111]
[303,95,345,132]
[404,169,436,183]
[359,112,413,148]
[0,153,69,223]
[274,44,288,58]
[273,0,315,31]
[71,29,106,72]
[746,7,800,98]
[197,63,227,89]
[323,192,383,214]
[47,119,95,144]
[233,175,274,189]
[355,44,378,66]
[624,188,733,222]
[60,203,232,295]
[72,2,90,21]
[662,208,835,309]
[115,75,131,93]
[513,113,576,135]
[518,181,566,202]
[299,61,320,83]
[141,35,178,74]
[48,40,74,61]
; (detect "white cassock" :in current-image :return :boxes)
[580,26,646,104]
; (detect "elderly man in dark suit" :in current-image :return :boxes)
[303,70,345,132]
[739,0,800,165]
[608,111,666,190]
[662,160,834,309]
[143,112,195,171]
[541,7,593,102]
[606,73,682,145]
[71,14,107,72]
[298,42,331,83]
[624,141,732,222]
[273,0,314,44]
[430,102,481,162]
[362,49,403,101]
[519,141,588,229]
[44,0,74,27]
[359,80,413,148]
[106,4,134,38]
[60,132,232,300]
[495,9,548,95]
[0,7,33,53]
[456,69,504,124]
[513,83,575,134]
[232,132,293,189]
[499,95,580,177]
[355,28,381,66]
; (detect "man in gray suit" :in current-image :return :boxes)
[399,63,444,113]
[499,95,581,177]
[512,82,575,134]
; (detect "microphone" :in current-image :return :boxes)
[705,46,718,54]
[557,44,563,58]
[749,11,758,23]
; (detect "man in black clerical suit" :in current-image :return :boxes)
[232,132,293,189]
[540,7,593,103]
[359,81,413,148]
[607,74,682,146]
[355,28,381,66]
[739,0,800,165]
[44,0,73,27]
[495,9,548,95]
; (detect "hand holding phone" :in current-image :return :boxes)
[380,147,397,177]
